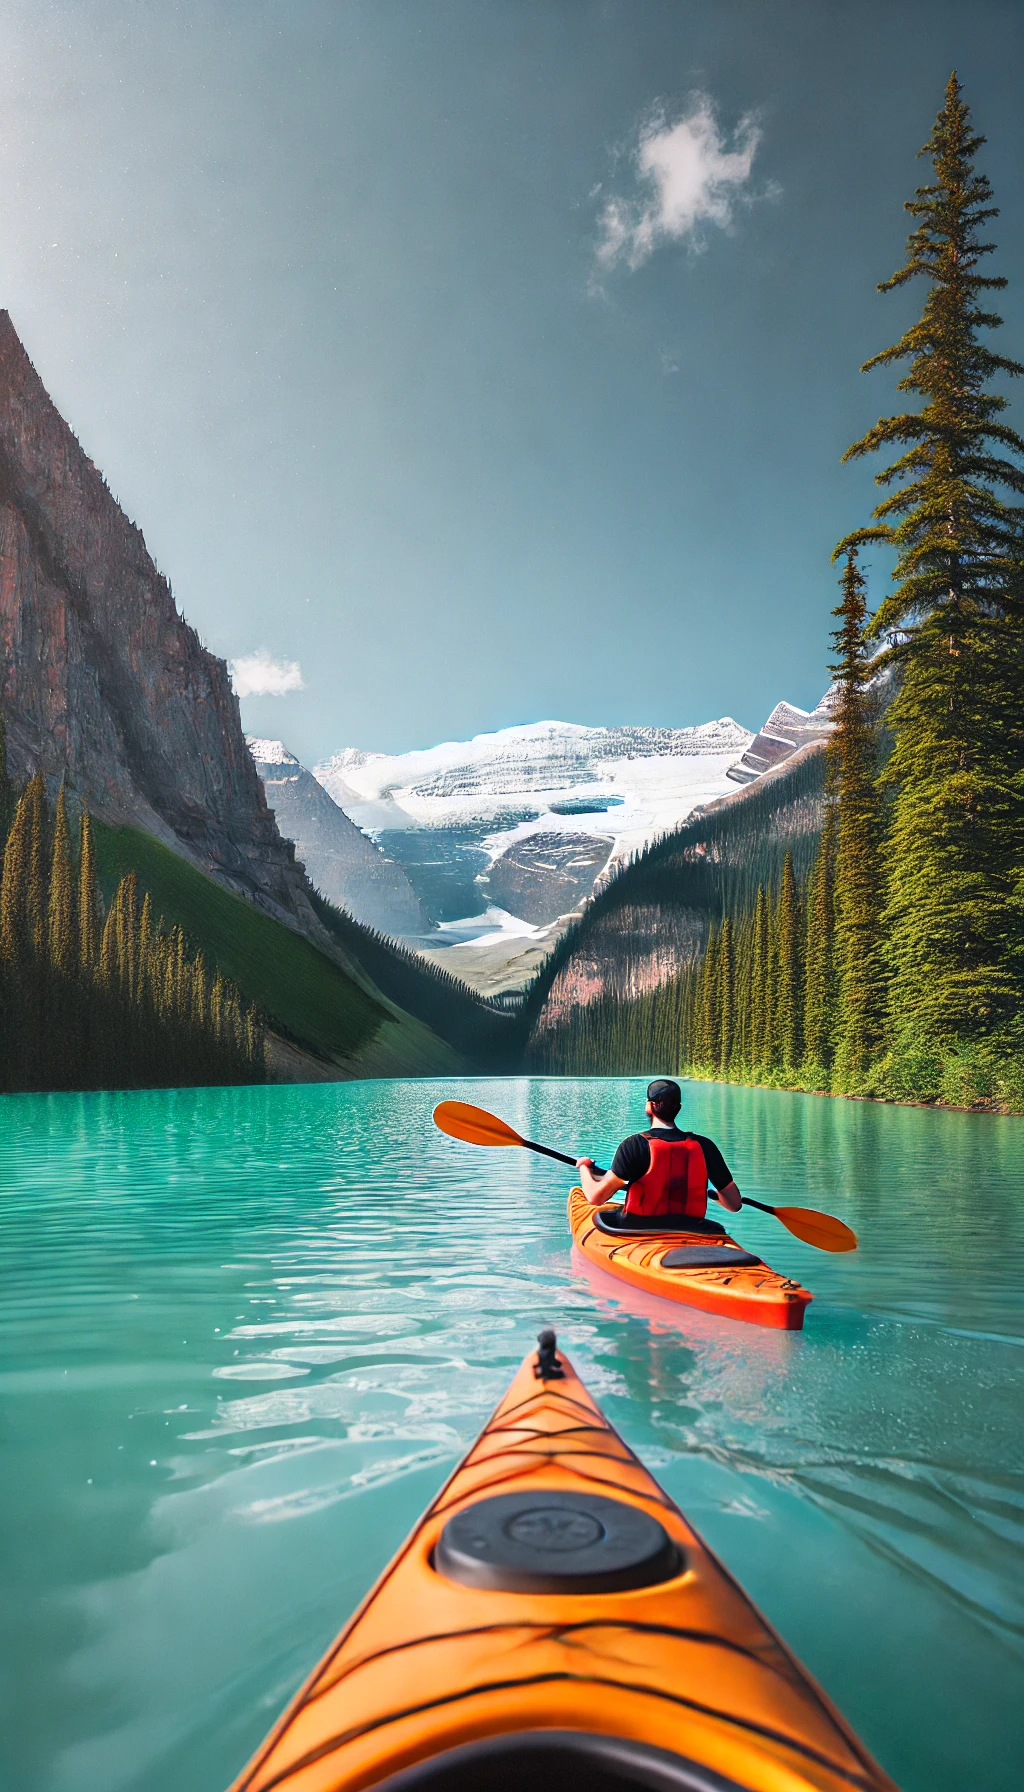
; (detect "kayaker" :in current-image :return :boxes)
[576,1078,743,1224]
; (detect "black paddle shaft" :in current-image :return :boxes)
[522,1137,607,1177]
[525,1136,773,1210]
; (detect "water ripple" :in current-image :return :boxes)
[1,1077,1022,1792]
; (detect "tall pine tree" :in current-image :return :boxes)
[803,805,838,1081]
[717,917,734,1073]
[775,852,803,1070]
[48,784,76,978]
[828,549,887,1087]
[78,810,99,973]
[750,885,770,1073]
[840,73,1024,1057]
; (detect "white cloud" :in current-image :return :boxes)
[595,94,763,274]
[229,649,305,698]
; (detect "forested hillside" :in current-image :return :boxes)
[526,746,827,1072]
[525,745,826,1032]
[0,763,264,1092]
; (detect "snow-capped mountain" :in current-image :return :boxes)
[726,693,836,784]
[314,718,754,932]
[248,739,427,937]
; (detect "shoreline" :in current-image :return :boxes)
[680,1070,1023,1118]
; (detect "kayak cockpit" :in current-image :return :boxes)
[374,1730,751,1791]
[593,1208,727,1236]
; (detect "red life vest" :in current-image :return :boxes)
[623,1134,708,1219]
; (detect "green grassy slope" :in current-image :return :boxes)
[94,822,391,1064]
[308,887,516,1064]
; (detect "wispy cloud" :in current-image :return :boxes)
[229,649,305,698]
[595,94,764,275]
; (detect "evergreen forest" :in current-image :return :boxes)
[0,738,265,1093]
[532,76,1024,1113]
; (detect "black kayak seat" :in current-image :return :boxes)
[661,1246,763,1270]
[594,1208,726,1238]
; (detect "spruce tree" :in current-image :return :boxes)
[138,894,153,995]
[734,909,753,1073]
[776,852,803,1072]
[191,951,209,1030]
[163,932,178,1018]
[840,73,1024,1056]
[700,927,720,1070]
[78,811,99,975]
[99,898,120,994]
[717,917,734,1072]
[246,1007,263,1076]
[827,549,887,1086]
[802,804,838,1082]
[749,885,768,1074]
[114,873,139,1003]
[763,885,781,1071]
[44,785,76,1087]
[48,784,76,979]
[0,785,31,966]
[25,774,47,961]
[173,925,187,1020]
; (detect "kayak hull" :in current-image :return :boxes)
[229,1342,896,1792]
[569,1188,812,1331]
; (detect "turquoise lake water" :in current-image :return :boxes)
[1,1076,1022,1792]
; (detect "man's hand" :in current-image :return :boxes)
[715,1180,743,1213]
[576,1158,627,1206]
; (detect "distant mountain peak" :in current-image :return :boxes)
[248,737,427,937]
[246,738,299,766]
[726,691,834,786]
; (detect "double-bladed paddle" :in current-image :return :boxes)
[432,1099,858,1253]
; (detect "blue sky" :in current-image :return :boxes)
[1,1,1022,761]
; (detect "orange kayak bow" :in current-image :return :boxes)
[229,1331,895,1792]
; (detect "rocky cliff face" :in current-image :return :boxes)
[0,312,320,934]
[726,692,835,785]
[248,738,428,937]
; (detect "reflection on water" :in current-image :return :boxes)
[0,1076,1021,1792]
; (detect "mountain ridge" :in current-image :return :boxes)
[247,737,428,936]
[0,310,321,941]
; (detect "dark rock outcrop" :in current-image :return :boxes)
[0,312,320,934]
[481,832,613,926]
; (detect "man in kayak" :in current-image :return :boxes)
[576,1079,743,1228]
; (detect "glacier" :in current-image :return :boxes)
[315,717,756,905]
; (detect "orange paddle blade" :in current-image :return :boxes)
[432,1100,525,1149]
[773,1206,858,1252]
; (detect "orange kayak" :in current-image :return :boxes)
[569,1188,813,1332]
[229,1331,895,1792]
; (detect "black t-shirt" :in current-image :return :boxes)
[609,1126,732,1192]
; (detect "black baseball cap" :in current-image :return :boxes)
[646,1078,681,1103]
